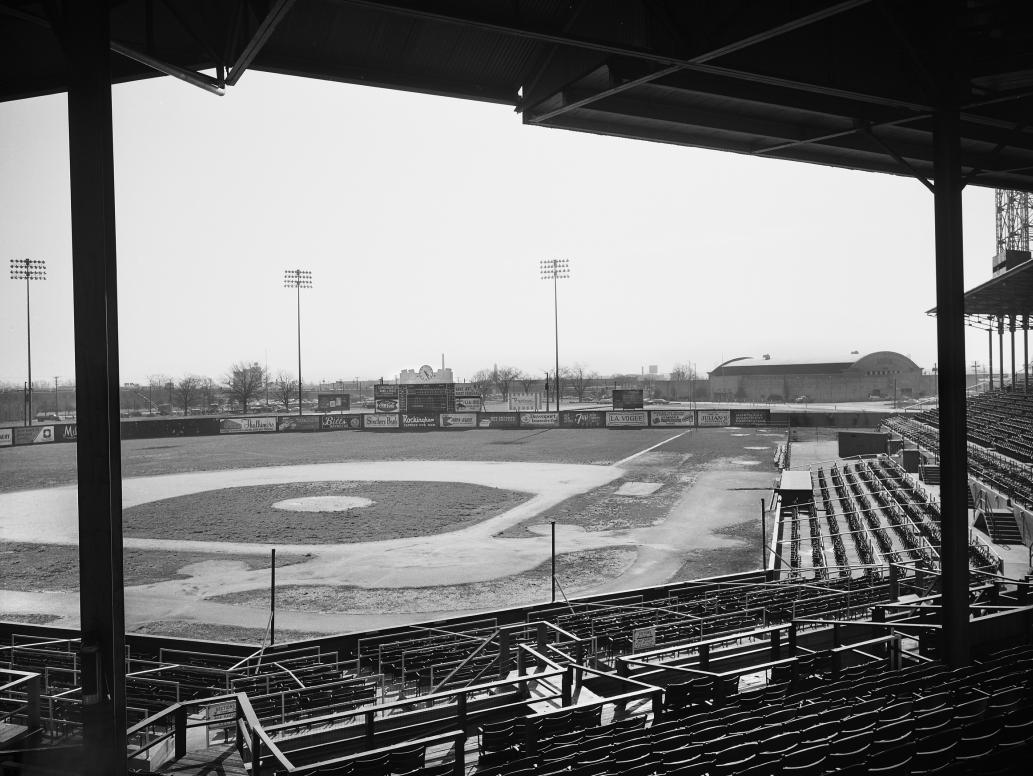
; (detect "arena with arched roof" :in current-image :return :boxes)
[709,352,926,403]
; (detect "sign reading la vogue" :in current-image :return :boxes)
[606,411,648,427]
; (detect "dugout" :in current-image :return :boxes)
[838,430,890,458]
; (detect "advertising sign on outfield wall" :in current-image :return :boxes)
[520,412,559,428]
[374,384,399,398]
[278,416,321,432]
[509,394,541,411]
[478,412,520,428]
[440,413,477,429]
[606,411,648,428]
[454,384,481,397]
[375,398,400,412]
[560,411,606,428]
[58,424,77,441]
[0,428,12,447]
[454,397,482,412]
[731,409,771,426]
[364,413,400,429]
[320,414,362,431]
[220,417,277,434]
[14,425,54,445]
[402,413,438,429]
[649,410,696,427]
[697,410,731,427]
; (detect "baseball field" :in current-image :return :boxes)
[0,425,784,642]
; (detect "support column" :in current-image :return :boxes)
[65,2,128,773]
[989,326,994,390]
[1010,316,1016,388]
[1025,315,1029,392]
[999,318,1005,388]
[932,100,970,668]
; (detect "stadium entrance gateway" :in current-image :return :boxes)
[11,4,1026,772]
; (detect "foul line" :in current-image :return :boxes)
[614,431,690,467]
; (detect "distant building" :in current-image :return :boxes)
[398,365,455,384]
[707,351,926,402]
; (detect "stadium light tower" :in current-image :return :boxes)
[9,258,46,426]
[283,268,313,416]
[539,259,570,410]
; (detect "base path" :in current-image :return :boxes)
[0,461,625,591]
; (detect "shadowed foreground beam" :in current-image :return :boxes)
[65,1,127,773]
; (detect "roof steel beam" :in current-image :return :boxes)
[335,0,872,68]
[226,0,296,86]
[335,0,913,117]
[110,41,224,95]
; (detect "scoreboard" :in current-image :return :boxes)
[401,384,453,414]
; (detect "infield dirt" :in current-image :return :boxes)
[0,426,782,640]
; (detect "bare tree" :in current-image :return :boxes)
[517,371,537,393]
[273,370,297,411]
[563,364,597,402]
[670,363,690,381]
[174,374,203,415]
[224,362,266,414]
[470,368,495,396]
[492,365,521,400]
[146,373,171,414]
[199,376,218,413]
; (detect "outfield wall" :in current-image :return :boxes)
[0,408,785,447]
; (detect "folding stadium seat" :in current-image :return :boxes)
[798,720,839,748]
[572,705,602,729]
[666,757,715,776]
[760,706,797,727]
[912,691,951,715]
[757,729,799,759]
[710,741,758,776]
[351,753,391,776]
[872,719,915,749]
[997,705,1033,749]
[840,709,880,737]
[986,685,1026,718]
[864,741,914,775]
[478,720,520,763]
[540,743,581,769]
[912,707,954,738]
[825,728,874,768]
[386,744,424,774]
[908,737,957,776]
[779,742,828,774]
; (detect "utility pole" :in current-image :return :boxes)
[9,259,47,425]
[283,269,313,416]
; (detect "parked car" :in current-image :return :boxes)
[794,395,810,403]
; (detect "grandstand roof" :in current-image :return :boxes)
[928,257,1033,318]
[5,1,1033,193]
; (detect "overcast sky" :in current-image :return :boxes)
[0,69,1003,387]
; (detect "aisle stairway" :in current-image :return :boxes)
[983,508,1023,545]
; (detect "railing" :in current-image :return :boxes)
[0,668,41,735]
[260,667,560,762]
[126,691,246,767]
